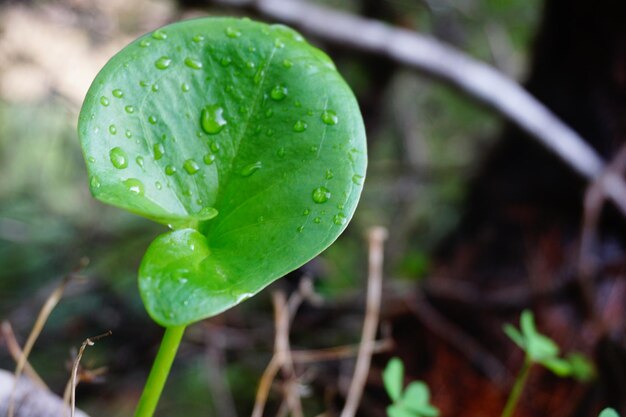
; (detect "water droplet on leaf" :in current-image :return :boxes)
[165,165,177,176]
[153,143,165,160]
[312,187,331,203]
[183,159,200,175]
[201,104,227,134]
[152,30,167,40]
[109,124,117,135]
[270,85,288,101]
[112,89,123,98]
[293,120,307,132]
[109,147,128,169]
[239,161,262,177]
[100,96,110,106]
[321,110,339,125]
[155,56,172,69]
[184,57,203,69]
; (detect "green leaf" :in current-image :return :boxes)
[387,405,415,417]
[78,18,366,326]
[599,409,620,417]
[503,324,524,349]
[565,352,595,382]
[384,357,404,402]
[540,357,572,377]
[401,381,438,415]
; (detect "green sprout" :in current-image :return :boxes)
[501,310,595,417]
[383,357,439,417]
[78,17,366,417]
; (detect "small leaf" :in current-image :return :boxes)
[566,352,595,382]
[540,357,572,377]
[526,333,559,362]
[78,18,366,326]
[401,381,430,412]
[384,357,404,402]
[503,324,525,349]
[387,405,414,417]
[599,409,620,417]
[416,404,440,417]
[520,310,537,338]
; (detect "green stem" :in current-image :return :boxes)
[134,325,186,417]
[501,359,532,417]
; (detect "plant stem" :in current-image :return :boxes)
[134,325,186,417]
[501,358,532,417]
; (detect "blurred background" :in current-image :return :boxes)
[1,0,625,416]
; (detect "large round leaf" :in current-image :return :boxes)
[78,17,366,327]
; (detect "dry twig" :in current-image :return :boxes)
[7,270,79,417]
[340,227,387,417]
[65,331,112,417]
[0,321,47,390]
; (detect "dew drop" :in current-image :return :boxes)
[253,67,265,84]
[352,174,364,185]
[153,143,165,160]
[100,96,110,106]
[184,57,203,69]
[139,39,151,47]
[155,56,172,70]
[201,105,227,135]
[283,59,293,68]
[303,208,311,215]
[314,217,321,224]
[220,57,232,67]
[225,26,241,38]
[183,159,200,175]
[310,145,318,153]
[165,165,177,176]
[293,120,307,132]
[312,186,331,204]
[270,85,288,101]
[274,38,285,48]
[109,147,128,169]
[136,156,144,167]
[239,161,262,177]
[333,213,347,226]
[152,83,159,92]
[87,156,95,163]
[125,130,132,138]
[181,82,190,92]
[151,30,167,40]
[155,181,162,190]
[265,128,274,137]
[140,80,149,87]
[321,110,339,125]
[297,226,304,233]
[203,153,215,165]
[210,141,220,152]
[148,115,158,125]
[196,207,218,220]
[90,176,100,189]
[192,34,205,43]
[246,61,256,69]
[112,89,123,98]
[277,147,285,157]
[265,108,273,118]
[124,178,145,195]
[326,169,334,179]
[109,124,117,135]
[125,105,135,114]
[294,100,302,107]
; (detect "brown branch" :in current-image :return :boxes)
[8,275,73,417]
[340,227,387,417]
[0,322,47,390]
[291,339,393,364]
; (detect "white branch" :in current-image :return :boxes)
[214,0,605,180]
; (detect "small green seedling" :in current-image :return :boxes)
[383,357,439,417]
[599,409,621,417]
[501,310,595,417]
[78,17,366,417]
